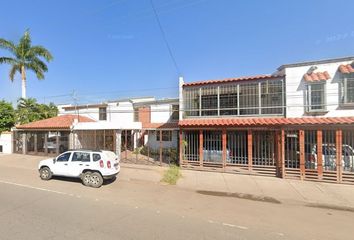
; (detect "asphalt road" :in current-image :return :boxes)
[0,155,354,240]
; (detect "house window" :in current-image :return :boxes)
[341,76,354,105]
[306,83,326,112]
[201,86,218,116]
[171,105,179,120]
[220,85,238,115]
[156,130,172,142]
[134,107,139,122]
[183,79,284,117]
[99,107,107,120]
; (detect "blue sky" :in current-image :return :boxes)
[1,0,354,105]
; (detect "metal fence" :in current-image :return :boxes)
[342,130,354,172]
[183,130,199,162]
[203,130,222,163]
[252,131,275,166]
[227,131,248,165]
[284,130,300,168]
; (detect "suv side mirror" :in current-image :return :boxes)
[53,158,56,164]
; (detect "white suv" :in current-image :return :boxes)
[38,149,120,188]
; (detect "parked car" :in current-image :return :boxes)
[306,144,354,171]
[44,135,68,153]
[38,149,120,188]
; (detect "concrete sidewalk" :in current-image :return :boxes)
[121,163,354,209]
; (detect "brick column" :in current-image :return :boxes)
[199,130,203,167]
[336,130,343,183]
[299,130,305,180]
[277,130,285,178]
[222,129,227,169]
[179,130,183,166]
[247,130,252,172]
[317,130,323,180]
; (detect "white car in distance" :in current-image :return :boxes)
[38,149,120,188]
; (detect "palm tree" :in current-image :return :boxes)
[0,30,53,98]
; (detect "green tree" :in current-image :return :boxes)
[0,100,15,133]
[16,98,58,125]
[0,29,53,99]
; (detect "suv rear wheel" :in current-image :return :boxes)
[90,172,103,188]
[39,167,52,180]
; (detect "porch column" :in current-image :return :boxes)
[222,129,227,169]
[317,130,323,180]
[299,130,305,180]
[247,130,252,172]
[69,132,74,150]
[34,134,38,154]
[115,130,121,160]
[277,130,285,178]
[56,133,60,155]
[147,130,150,161]
[336,130,343,183]
[22,132,27,155]
[125,130,128,159]
[179,129,183,166]
[44,133,48,155]
[159,130,163,165]
[199,130,203,167]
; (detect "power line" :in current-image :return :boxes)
[149,0,181,76]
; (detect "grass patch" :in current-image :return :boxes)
[161,165,181,185]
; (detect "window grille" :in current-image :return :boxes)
[306,83,326,112]
[304,130,317,169]
[285,131,300,168]
[99,107,107,120]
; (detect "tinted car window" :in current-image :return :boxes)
[57,152,71,162]
[93,153,101,162]
[72,152,91,162]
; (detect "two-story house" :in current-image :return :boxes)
[179,56,354,184]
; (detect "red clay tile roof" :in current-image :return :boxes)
[143,122,179,129]
[16,115,95,130]
[179,117,354,127]
[183,74,284,87]
[303,71,330,82]
[339,64,354,74]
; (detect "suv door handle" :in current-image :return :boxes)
[85,164,89,167]
[64,163,68,166]
[79,164,83,166]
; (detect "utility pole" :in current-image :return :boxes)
[71,90,79,121]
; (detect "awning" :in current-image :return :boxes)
[339,64,354,74]
[303,71,330,82]
[179,117,354,128]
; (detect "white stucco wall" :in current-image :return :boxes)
[150,104,173,123]
[285,60,354,118]
[145,130,178,150]
[0,132,12,154]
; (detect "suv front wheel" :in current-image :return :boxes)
[39,167,52,180]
